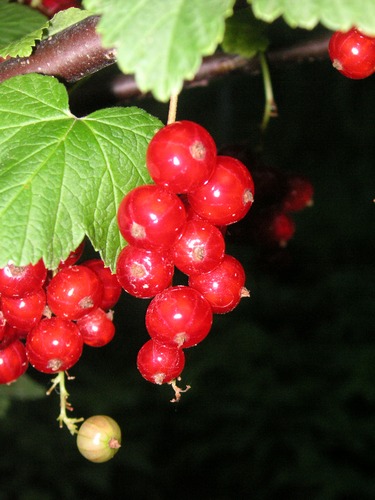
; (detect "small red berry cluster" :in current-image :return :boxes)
[0,243,122,385]
[328,27,375,79]
[115,120,254,399]
[220,145,314,249]
[249,168,314,248]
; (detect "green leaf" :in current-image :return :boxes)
[47,7,94,37]
[0,73,162,271]
[0,0,48,58]
[82,0,235,102]
[0,374,45,418]
[222,7,269,58]
[250,0,375,36]
[0,374,45,401]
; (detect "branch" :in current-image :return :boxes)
[0,16,116,84]
[0,13,330,100]
[110,34,330,101]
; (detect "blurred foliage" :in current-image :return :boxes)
[1,27,375,500]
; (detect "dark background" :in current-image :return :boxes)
[0,26,374,500]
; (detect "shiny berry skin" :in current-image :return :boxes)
[188,156,255,225]
[146,120,217,193]
[137,339,185,385]
[0,260,47,297]
[77,308,115,347]
[47,265,103,320]
[82,259,122,310]
[171,218,225,275]
[58,240,85,270]
[116,245,174,299]
[189,254,249,314]
[283,174,314,212]
[1,288,46,332]
[117,184,187,250]
[77,415,121,463]
[145,286,213,348]
[26,317,83,373]
[0,338,29,384]
[328,28,375,79]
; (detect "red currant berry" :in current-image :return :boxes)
[117,184,187,250]
[328,28,375,79]
[26,317,83,373]
[188,155,255,225]
[0,323,18,349]
[283,174,314,212]
[0,260,47,297]
[77,415,121,463]
[0,338,28,384]
[77,308,115,347]
[189,254,249,314]
[146,120,217,193]
[82,259,122,310]
[47,265,103,320]
[40,0,80,17]
[137,339,185,385]
[0,311,7,342]
[116,245,174,299]
[253,210,296,247]
[145,286,213,348]
[58,240,85,270]
[1,288,46,332]
[171,218,225,275]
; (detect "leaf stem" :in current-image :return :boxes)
[46,371,84,435]
[259,51,278,133]
[167,93,179,124]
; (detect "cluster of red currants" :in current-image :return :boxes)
[0,242,122,385]
[328,27,375,79]
[115,120,254,399]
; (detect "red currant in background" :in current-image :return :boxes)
[82,259,122,310]
[146,120,217,193]
[0,260,47,298]
[145,286,213,348]
[40,0,81,17]
[252,210,296,247]
[282,174,314,212]
[137,339,185,385]
[1,288,46,332]
[26,316,83,373]
[171,218,225,276]
[116,245,174,299]
[58,240,85,270]
[188,155,255,226]
[47,265,103,320]
[189,254,249,314]
[77,308,115,347]
[328,27,375,79]
[117,184,187,250]
[0,338,28,384]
